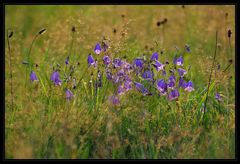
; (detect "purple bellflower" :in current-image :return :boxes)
[66,89,73,99]
[178,68,187,77]
[50,71,62,86]
[153,60,165,71]
[168,89,180,101]
[184,81,194,92]
[94,43,102,54]
[215,92,222,101]
[65,56,69,65]
[113,58,122,68]
[156,79,167,95]
[134,82,150,95]
[87,54,95,66]
[103,55,111,65]
[174,56,184,66]
[142,70,153,81]
[151,52,158,61]
[30,71,38,81]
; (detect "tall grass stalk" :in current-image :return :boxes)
[7,29,14,111]
[203,31,218,118]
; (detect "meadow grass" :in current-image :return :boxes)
[5,5,235,159]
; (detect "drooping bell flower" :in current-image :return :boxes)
[102,42,108,52]
[215,92,222,101]
[134,58,144,69]
[50,71,62,86]
[179,77,186,88]
[30,71,38,82]
[109,95,120,106]
[94,43,101,54]
[174,56,184,66]
[168,75,176,89]
[185,44,190,53]
[112,58,122,68]
[106,69,112,80]
[184,81,194,92]
[122,61,133,72]
[153,60,165,71]
[65,56,69,65]
[87,54,95,66]
[65,89,73,99]
[156,79,167,95]
[134,82,150,95]
[123,78,132,91]
[118,84,125,95]
[168,89,180,101]
[103,55,111,65]
[178,68,187,77]
[142,70,153,81]
[151,52,158,61]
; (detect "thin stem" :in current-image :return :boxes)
[7,30,14,112]
[25,33,39,87]
[203,31,218,118]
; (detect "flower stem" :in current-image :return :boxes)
[203,31,218,118]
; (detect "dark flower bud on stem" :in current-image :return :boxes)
[38,28,46,35]
[8,31,13,38]
[228,29,232,38]
[72,26,76,32]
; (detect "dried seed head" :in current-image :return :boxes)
[229,59,233,63]
[225,12,228,17]
[228,29,232,38]
[121,14,125,18]
[8,31,13,38]
[113,28,117,34]
[157,21,161,27]
[182,5,185,8]
[72,26,76,32]
[38,28,46,35]
[163,18,168,23]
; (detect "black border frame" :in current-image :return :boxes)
[2,1,239,161]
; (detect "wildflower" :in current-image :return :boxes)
[178,68,187,77]
[153,60,165,71]
[65,56,69,65]
[112,58,122,68]
[134,82,150,95]
[123,78,132,91]
[30,71,38,81]
[184,81,194,92]
[103,55,111,65]
[142,70,153,81]
[215,92,222,101]
[106,69,112,80]
[50,71,62,86]
[156,79,167,95]
[109,95,120,106]
[102,42,108,52]
[179,77,186,88]
[160,70,166,77]
[168,89,180,101]
[174,56,184,66]
[87,54,95,66]
[94,43,101,54]
[118,84,125,95]
[134,58,144,69]
[185,44,190,53]
[122,61,133,72]
[151,52,158,61]
[65,89,73,99]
